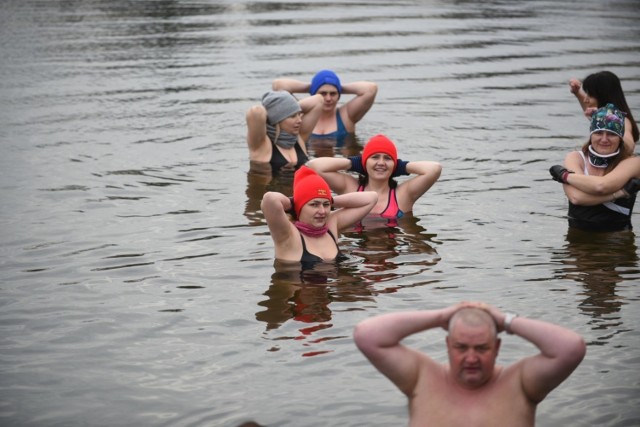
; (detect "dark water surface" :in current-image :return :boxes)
[1,1,639,426]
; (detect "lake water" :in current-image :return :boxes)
[1,0,639,426]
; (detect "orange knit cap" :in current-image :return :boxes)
[293,166,332,218]
[361,134,398,170]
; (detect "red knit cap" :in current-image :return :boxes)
[293,166,332,217]
[361,134,398,170]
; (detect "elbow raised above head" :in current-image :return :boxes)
[576,337,587,359]
[420,162,442,180]
[566,336,587,366]
[307,157,344,173]
[353,322,372,351]
[246,104,266,121]
[433,162,443,176]
[305,158,323,172]
[353,323,364,345]
[271,78,287,91]
[260,191,278,207]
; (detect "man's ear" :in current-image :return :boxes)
[495,337,502,355]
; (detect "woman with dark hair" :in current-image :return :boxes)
[569,71,638,152]
[550,104,640,232]
[307,134,441,228]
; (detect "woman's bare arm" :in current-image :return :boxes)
[307,157,359,194]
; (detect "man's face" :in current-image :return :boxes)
[446,323,500,389]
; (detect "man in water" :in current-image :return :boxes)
[353,301,586,426]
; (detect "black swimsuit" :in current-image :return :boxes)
[299,230,343,263]
[270,142,308,170]
[569,195,635,232]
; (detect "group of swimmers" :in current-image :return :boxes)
[247,69,640,264]
[241,69,638,426]
[247,69,442,265]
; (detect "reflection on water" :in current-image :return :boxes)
[307,133,363,159]
[256,260,372,329]
[552,228,638,332]
[256,260,375,357]
[255,214,442,347]
[244,162,297,227]
[346,213,442,289]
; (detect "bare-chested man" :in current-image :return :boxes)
[353,302,586,427]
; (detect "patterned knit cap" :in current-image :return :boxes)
[590,103,626,138]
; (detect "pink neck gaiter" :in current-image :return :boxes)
[294,221,329,237]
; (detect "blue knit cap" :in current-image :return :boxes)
[310,70,342,95]
[590,103,626,138]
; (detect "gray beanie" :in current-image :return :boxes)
[261,91,301,125]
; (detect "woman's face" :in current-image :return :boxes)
[365,153,395,180]
[299,198,331,227]
[316,84,340,111]
[279,112,303,135]
[590,131,622,155]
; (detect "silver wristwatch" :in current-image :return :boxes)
[503,312,518,334]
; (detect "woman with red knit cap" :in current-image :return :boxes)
[307,134,442,227]
[260,166,377,264]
